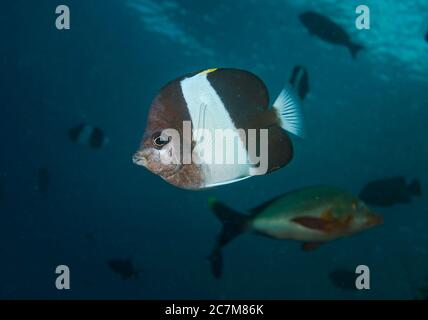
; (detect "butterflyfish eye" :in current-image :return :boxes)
[152,132,171,149]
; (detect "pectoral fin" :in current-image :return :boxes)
[291,216,331,231]
[292,209,337,232]
[320,209,334,221]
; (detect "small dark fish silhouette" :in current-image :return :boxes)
[299,11,364,59]
[425,32,428,43]
[36,168,49,195]
[359,177,421,207]
[107,258,140,280]
[289,65,310,101]
[329,269,357,291]
[68,123,108,149]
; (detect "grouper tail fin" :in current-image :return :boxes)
[207,198,251,278]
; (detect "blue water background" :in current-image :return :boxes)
[0,0,427,299]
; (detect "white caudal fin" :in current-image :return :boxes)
[272,87,305,138]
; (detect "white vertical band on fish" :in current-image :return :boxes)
[180,71,251,187]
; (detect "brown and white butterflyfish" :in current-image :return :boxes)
[133,68,304,190]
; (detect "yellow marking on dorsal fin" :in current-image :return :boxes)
[199,68,218,75]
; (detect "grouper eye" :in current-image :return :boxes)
[152,131,171,149]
